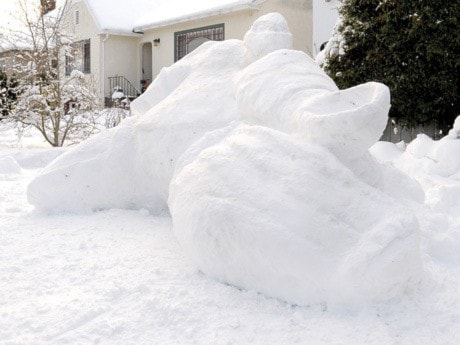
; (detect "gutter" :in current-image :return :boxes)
[97,29,144,37]
[100,32,109,103]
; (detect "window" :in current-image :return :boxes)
[75,10,80,25]
[65,39,90,76]
[174,24,224,61]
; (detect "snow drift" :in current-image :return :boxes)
[371,115,460,216]
[28,13,422,305]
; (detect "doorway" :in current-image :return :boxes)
[141,42,152,90]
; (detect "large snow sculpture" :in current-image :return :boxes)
[170,124,421,304]
[28,13,422,305]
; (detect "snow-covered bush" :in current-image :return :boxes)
[7,0,102,146]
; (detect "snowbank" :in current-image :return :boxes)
[370,118,460,263]
[28,13,423,305]
[370,120,460,216]
[0,156,21,174]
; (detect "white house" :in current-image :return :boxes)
[63,0,338,104]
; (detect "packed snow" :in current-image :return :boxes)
[1,12,459,344]
[170,123,422,305]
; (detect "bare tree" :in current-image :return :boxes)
[5,0,101,147]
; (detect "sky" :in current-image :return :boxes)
[0,0,26,34]
[0,0,53,35]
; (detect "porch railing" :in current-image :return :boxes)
[107,76,141,100]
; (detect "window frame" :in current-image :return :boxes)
[174,23,225,62]
[65,39,91,76]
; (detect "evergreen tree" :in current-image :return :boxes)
[323,0,459,131]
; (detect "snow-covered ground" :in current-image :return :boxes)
[1,118,459,344]
[1,13,459,345]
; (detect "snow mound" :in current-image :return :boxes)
[12,148,65,169]
[371,122,460,216]
[447,116,460,139]
[28,13,422,305]
[169,124,422,305]
[0,155,21,174]
[370,118,460,263]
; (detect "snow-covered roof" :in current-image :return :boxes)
[82,0,264,35]
[133,0,265,32]
[0,41,32,53]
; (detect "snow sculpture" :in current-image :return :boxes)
[236,50,390,160]
[28,39,247,212]
[242,12,292,65]
[28,13,423,305]
[170,124,421,304]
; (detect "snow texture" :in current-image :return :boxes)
[1,153,458,344]
[0,156,21,174]
[29,13,422,305]
[170,124,422,305]
[371,116,460,218]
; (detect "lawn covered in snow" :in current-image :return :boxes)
[1,119,459,345]
[0,124,459,344]
[1,13,459,345]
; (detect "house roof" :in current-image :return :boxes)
[82,0,264,35]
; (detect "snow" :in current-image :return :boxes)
[236,49,390,160]
[241,12,292,64]
[1,122,460,345]
[0,155,21,174]
[84,0,262,34]
[1,12,460,344]
[370,124,460,218]
[29,12,423,306]
[312,0,339,57]
[170,123,422,305]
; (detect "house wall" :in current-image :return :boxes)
[63,0,102,98]
[140,0,312,82]
[312,0,339,57]
[62,0,314,103]
[259,0,312,55]
[103,36,140,98]
[0,51,20,76]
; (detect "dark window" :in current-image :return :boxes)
[174,24,224,61]
[83,40,90,73]
[65,39,90,76]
